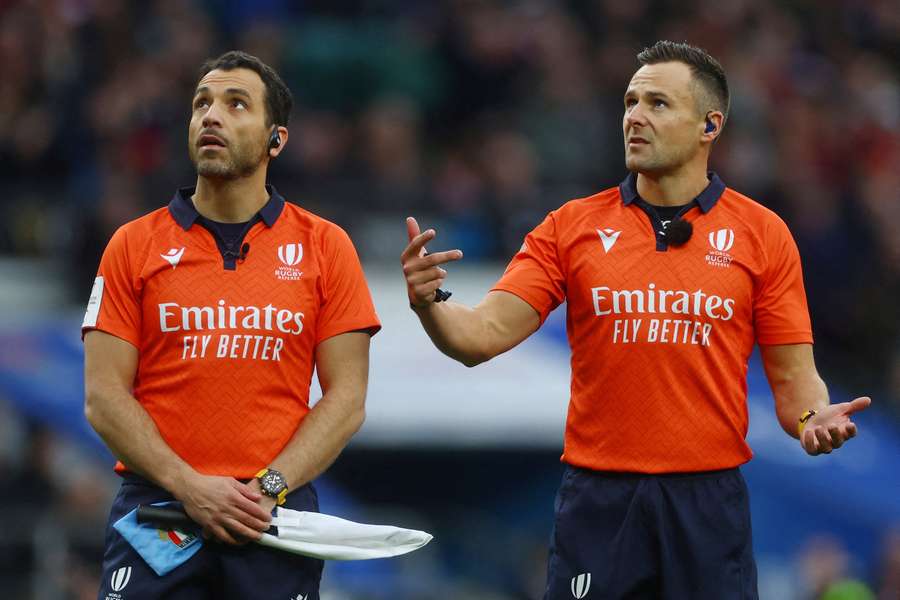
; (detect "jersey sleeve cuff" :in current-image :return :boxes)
[755,332,814,345]
[315,319,382,345]
[490,283,552,325]
[81,324,141,349]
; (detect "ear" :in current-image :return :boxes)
[269,125,289,158]
[702,111,725,141]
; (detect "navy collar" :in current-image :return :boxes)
[168,185,286,231]
[618,171,725,214]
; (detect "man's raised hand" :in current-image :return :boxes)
[401,217,463,308]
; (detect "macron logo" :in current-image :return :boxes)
[597,228,621,253]
[161,247,185,269]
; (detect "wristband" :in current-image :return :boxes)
[797,409,817,436]
[409,288,452,310]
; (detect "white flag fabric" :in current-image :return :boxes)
[256,508,433,560]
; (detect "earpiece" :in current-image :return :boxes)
[705,119,715,134]
[268,128,281,150]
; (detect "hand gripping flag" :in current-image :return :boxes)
[117,503,432,575]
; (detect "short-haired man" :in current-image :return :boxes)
[400,40,870,599]
[84,51,380,599]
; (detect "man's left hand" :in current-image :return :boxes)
[237,478,277,543]
[801,396,871,456]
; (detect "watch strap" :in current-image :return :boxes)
[797,409,818,436]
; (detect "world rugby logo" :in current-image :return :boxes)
[708,228,734,252]
[110,565,132,592]
[278,243,303,266]
[571,572,591,598]
[706,228,735,268]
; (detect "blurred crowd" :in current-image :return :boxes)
[1,0,898,407]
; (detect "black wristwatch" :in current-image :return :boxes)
[255,468,288,505]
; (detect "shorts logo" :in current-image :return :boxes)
[597,228,621,253]
[278,243,303,266]
[571,572,591,598]
[276,243,304,280]
[705,228,735,268]
[161,247,186,269]
[110,566,132,591]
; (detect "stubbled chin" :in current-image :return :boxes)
[196,160,238,180]
[624,155,643,170]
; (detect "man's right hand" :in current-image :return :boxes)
[174,473,273,545]
[401,217,463,308]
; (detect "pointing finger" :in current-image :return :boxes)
[846,396,871,415]
[421,249,464,267]
[406,216,421,243]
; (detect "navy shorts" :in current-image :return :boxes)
[96,474,323,600]
[544,466,758,600]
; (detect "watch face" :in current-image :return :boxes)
[261,470,286,495]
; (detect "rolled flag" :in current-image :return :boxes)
[124,504,432,575]
[258,507,433,560]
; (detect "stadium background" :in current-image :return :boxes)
[0,0,897,598]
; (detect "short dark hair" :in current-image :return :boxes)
[636,41,729,122]
[198,50,293,127]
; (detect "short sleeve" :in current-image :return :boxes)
[316,225,381,344]
[753,217,813,345]
[81,226,142,347]
[491,212,566,324]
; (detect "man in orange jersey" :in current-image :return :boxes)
[400,41,870,599]
[83,51,380,599]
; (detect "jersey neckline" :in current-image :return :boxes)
[168,184,286,231]
[618,171,725,214]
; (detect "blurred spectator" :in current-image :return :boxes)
[875,529,900,600]
[3,0,892,409]
[798,534,877,600]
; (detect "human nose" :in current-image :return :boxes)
[201,100,223,128]
[625,105,647,130]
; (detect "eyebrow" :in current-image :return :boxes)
[624,89,675,101]
[193,86,253,100]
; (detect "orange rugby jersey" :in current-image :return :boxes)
[493,172,812,473]
[82,186,380,478]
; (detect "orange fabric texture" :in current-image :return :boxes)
[493,184,812,473]
[84,198,380,478]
